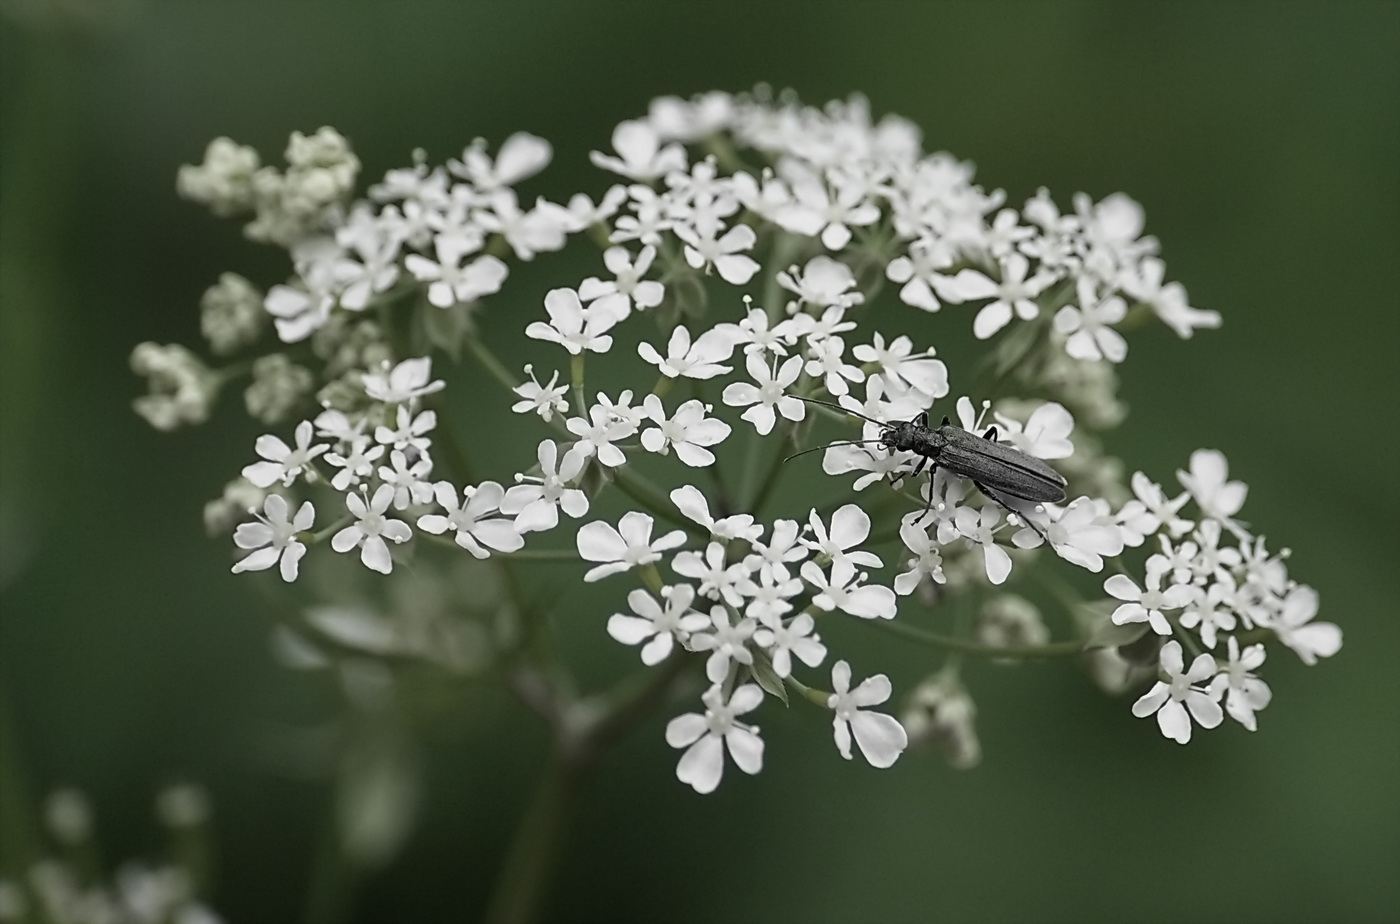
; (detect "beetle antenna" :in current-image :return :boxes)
[783,440,886,463]
[792,395,889,427]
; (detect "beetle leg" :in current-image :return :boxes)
[974,480,1049,541]
[917,463,939,525]
[981,425,999,441]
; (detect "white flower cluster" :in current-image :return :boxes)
[1103,450,1340,743]
[137,89,1336,794]
[0,787,221,924]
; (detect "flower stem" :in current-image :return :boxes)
[463,334,524,396]
[570,353,587,416]
[486,653,697,924]
[863,616,1085,659]
[482,755,583,924]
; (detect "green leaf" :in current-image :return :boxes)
[748,651,789,707]
[1086,615,1149,650]
[419,300,473,361]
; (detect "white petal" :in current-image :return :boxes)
[360,535,393,574]
[1156,699,1192,743]
[607,613,655,645]
[851,711,908,768]
[231,547,279,574]
[278,542,306,582]
[676,736,724,794]
[1132,682,1170,717]
[576,522,626,562]
[665,712,706,748]
[832,718,853,760]
[725,727,764,776]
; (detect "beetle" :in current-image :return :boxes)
[785,397,1067,538]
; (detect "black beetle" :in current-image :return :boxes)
[786,397,1067,538]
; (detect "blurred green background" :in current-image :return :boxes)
[2,2,1397,922]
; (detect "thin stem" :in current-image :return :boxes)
[862,616,1085,659]
[482,755,584,924]
[486,652,698,924]
[464,334,524,396]
[569,353,587,416]
[497,549,584,562]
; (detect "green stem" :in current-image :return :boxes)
[863,616,1084,659]
[483,756,583,924]
[464,334,524,396]
[497,549,584,562]
[569,353,587,416]
[487,652,698,924]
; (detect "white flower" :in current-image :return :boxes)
[688,604,758,683]
[323,436,384,491]
[801,559,897,619]
[672,541,750,606]
[676,217,759,285]
[313,407,362,445]
[333,227,402,311]
[404,233,508,307]
[950,253,1059,340]
[736,570,804,626]
[264,278,335,344]
[665,684,764,795]
[242,420,328,488]
[1104,556,1195,636]
[579,245,665,322]
[566,403,637,468]
[472,189,570,261]
[637,325,737,380]
[500,439,590,533]
[362,357,445,405]
[1208,637,1272,731]
[576,511,686,582]
[1121,257,1221,339]
[447,132,552,191]
[954,506,1013,585]
[721,353,806,435]
[773,169,881,251]
[803,335,865,397]
[377,449,434,510]
[1176,583,1237,649]
[886,238,959,312]
[591,120,687,182]
[641,397,731,467]
[776,255,864,310]
[416,481,523,559]
[802,505,882,569]
[853,333,949,401]
[1054,279,1128,362]
[1128,471,1194,539]
[1043,498,1126,572]
[895,519,945,595]
[1271,585,1341,665]
[526,287,618,355]
[731,302,806,357]
[742,518,808,582]
[1131,640,1224,744]
[993,401,1075,460]
[1177,449,1247,527]
[374,405,436,453]
[511,364,570,422]
[331,484,413,574]
[752,613,826,678]
[231,494,314,582]
[827,660,908,768]
[607,585,708,666]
